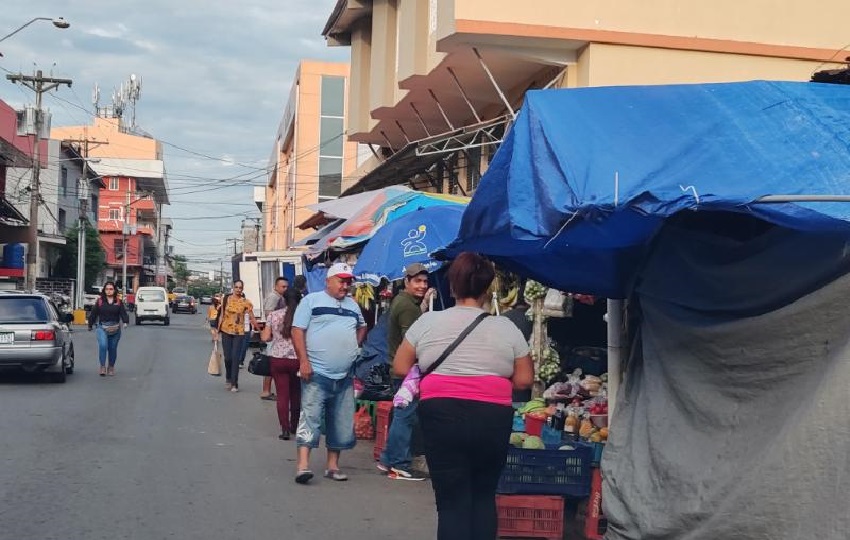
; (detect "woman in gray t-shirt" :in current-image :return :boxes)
[393,252,533,540]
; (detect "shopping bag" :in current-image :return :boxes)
[207,341,222,376]
[354,405,375,440]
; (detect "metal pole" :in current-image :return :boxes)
[472,48,516,120]
[122,185,129,295]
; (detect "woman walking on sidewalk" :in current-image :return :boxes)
[393,253,534,540]
[87,281,130,377]
[217,280,259,392]
[261,288,302,440]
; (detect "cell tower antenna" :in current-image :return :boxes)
[92,83,100,109]
[124,73,142,130]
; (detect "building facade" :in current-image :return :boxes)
[262,61,363,249]
[52,117,170,290]
[322,0,850,195]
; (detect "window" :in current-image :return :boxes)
[109,177,119,191]
[320,75,345,117]
[318,157,343,199]
[90,194,99,220]
[113,239,124,258]
[320,118,344,156]
[0,297,49,323]
[108,208,121,221]
[60,167,68,197]
[466,147,482,193]
[58,208,66,233]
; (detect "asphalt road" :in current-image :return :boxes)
[0,312,435,540]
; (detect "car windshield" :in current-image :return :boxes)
[0,297,49,323]
[138,291,165,302]
[172,288,187,295]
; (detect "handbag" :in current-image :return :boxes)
[207,341,222,376]
[392,312,489,407]
[248,350,271,377]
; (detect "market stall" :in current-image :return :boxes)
[443,80,850,539]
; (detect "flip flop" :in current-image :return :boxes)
[260,394,276,401]
[324,469,348,482]
[295,470,314,484]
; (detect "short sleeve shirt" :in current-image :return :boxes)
[219,295,253,335]
[263,291,283,317]
[293,291,366,380]
[266,308,296,359]
[387,292,422,360]
[405,306,529,377]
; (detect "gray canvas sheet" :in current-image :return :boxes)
[603,221,850,540]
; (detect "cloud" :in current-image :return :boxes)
[0,0,349,267]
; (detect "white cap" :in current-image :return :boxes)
[327,262,355,279]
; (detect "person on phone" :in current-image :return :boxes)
[87,281,130,377]
[291,263,367,484]
[393,252,534,540]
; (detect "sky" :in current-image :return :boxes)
[0,0,347,270]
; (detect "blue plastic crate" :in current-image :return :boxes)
[498,444,593,497]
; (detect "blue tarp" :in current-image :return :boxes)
[445,81,850,298]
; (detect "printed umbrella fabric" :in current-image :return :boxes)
[305,190,468,260]
[353,205,466,284]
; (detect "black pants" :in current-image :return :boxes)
[220,332,244,387]
[418,398,513,540]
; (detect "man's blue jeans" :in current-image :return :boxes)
[380,395,419,470]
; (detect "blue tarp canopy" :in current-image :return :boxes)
[444,81,850,298]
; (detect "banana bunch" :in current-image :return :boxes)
[353,284,376,310]
[525,279,548,301]
[531,343,561,383]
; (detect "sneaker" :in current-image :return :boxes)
[388,467,427,481]
[230,386,239,393]
[376,462,389,474]
[324,469,348,481]
[295,469,314,484]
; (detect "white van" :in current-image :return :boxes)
[134,287,170,326]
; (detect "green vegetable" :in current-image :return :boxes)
[522,435,545,450]
[509,432,527,447]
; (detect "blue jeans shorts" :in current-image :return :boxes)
[296,373,356,451]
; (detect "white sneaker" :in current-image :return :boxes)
[230,387,239,393]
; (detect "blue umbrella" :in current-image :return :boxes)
[354,205,466,283]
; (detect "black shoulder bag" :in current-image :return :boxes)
[421,312,490,378]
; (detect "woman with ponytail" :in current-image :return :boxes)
[261,288,303,440]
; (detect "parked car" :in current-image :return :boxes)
[199,295,213,305]
[83,286,102,311]
[173,295,197,314]
[134,287,170,326]
[0,292,75,383]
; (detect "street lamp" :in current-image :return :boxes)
[0,17,70,44]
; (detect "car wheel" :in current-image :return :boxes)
[164,317,170,326]
[50,363,67,384]
[65,345,75,375]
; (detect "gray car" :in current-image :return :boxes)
[0,292,75,383]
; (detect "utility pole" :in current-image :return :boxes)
[7,70,73,290]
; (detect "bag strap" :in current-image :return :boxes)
[421,312,489,378]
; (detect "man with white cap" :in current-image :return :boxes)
[291,262,367,484]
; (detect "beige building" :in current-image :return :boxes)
[262,61,362,249]
[322,0,849,194]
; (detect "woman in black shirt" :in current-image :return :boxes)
[87,281,130,376]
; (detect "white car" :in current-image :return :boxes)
[134,287,170,326]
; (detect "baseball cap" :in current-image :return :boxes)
[404,263,429,278]
[327,262,355,279]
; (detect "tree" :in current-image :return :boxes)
[53,222,107,290]
[171,254,190,286]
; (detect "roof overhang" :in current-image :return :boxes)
[341,115,510,196]
[322,0,372,45]
[90,158,170,204]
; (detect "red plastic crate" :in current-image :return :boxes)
[373,401,393,461]
[497,494,564,540]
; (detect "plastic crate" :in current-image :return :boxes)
[498,444,592,497]
[373,401,393,461]
[496,494,564,540]
[356,399,379,426]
